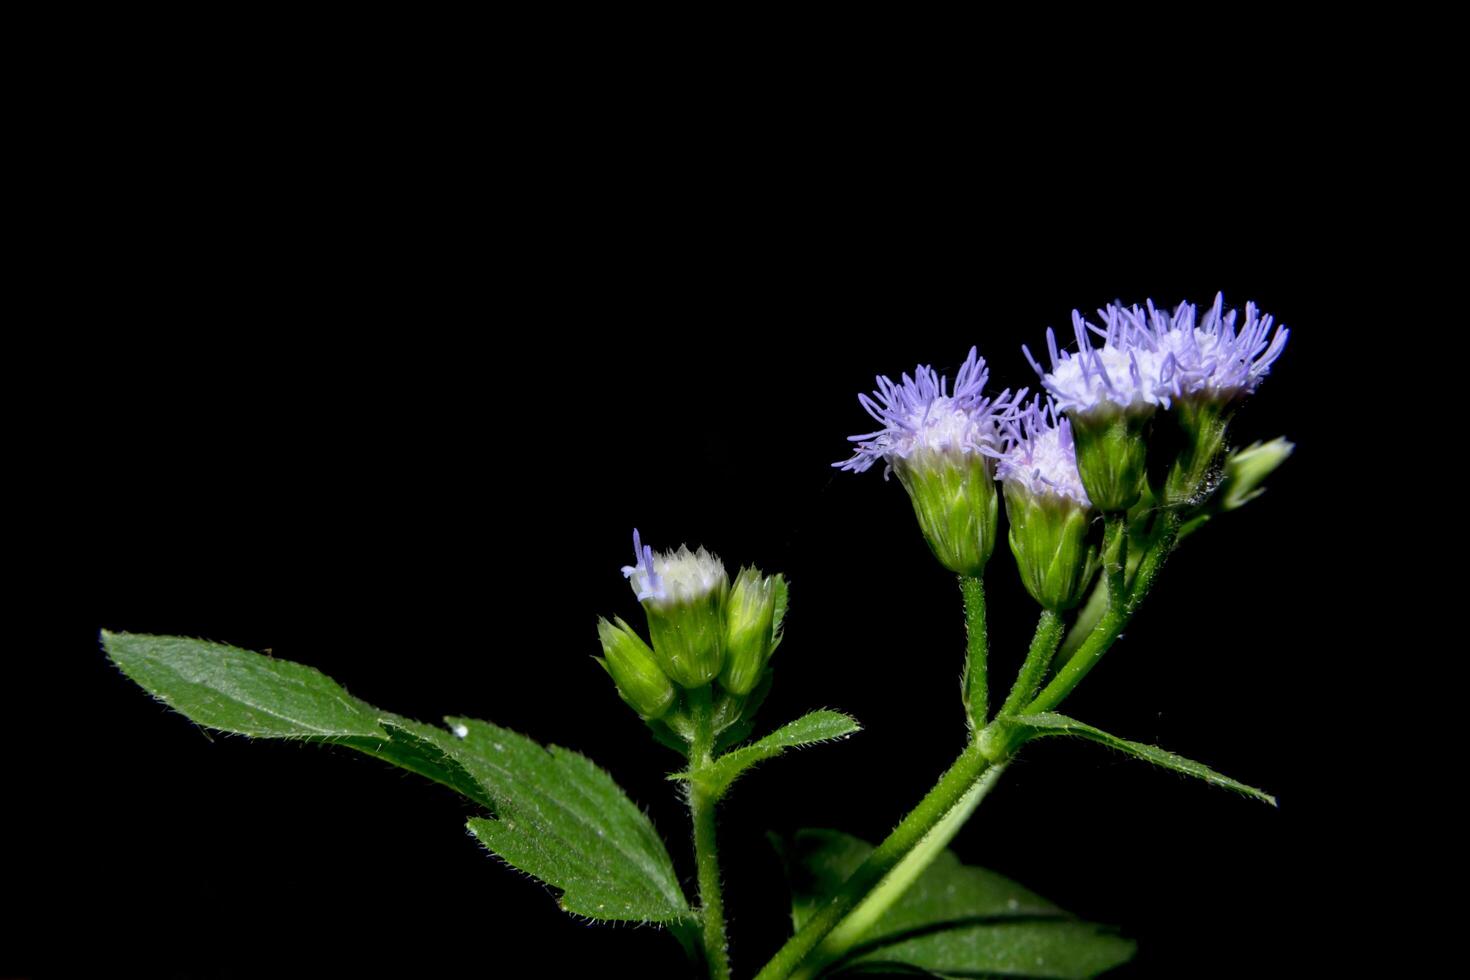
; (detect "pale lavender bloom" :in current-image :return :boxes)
[991,397,1091,506]
[836,347,1020,477]
[1025,294,1289,412]
[1023,304,1167,415]
[621,529,727,606]
[1144,293,1289,403]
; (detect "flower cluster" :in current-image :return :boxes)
[599,530,786,740]
[1024,293,1289,414]
[836,292,1289,598]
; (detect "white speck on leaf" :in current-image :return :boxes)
[452,723,469,738]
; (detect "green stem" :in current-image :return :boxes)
[759,512,1185,980]
[960,576,988,733]
[1105,512,1128,613]
[996,608,1064,719]
[687,689,730,980]
[1053,571,1106,665]
[754,748,1002,980]
[1026,511,1178,717]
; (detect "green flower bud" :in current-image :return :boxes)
[721,568,787,695]
[595,617,676,720]
[1069,404,1152,513]
[1004,482,1099,611]
[892,451,998,577]
[623,532,729,689]
[1217,437,1293,511]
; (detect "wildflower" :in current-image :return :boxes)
[1149,293,1289,407]
[1144,294,1290,502]
[836,348,1017,577]
[993,397,1098,610]
[622,529,729,688]
[1023,305,1157,512]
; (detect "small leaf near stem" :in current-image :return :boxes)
[960,576,988,734]
[686,688,731,980]
[673,710,861,798]
[1012,712,1276,805]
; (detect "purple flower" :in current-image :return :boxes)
[992,397,1090,507]
[1023,304,1167,416]
[621,528,727,606]
[1147,293,1289,404]
[1024,294,1288,413]
[836,347,1019,477]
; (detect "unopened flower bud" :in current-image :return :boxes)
[1217,437,1293,511]
[621,529,729,688]
[721,568,787,695]
[596,617,676,719]
[1148,295,1290,505]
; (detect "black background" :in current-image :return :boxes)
[7,62,1375,978]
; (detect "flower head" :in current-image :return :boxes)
[1146,293,1289,405]
[622,528,728,607]
[836,347,1018,476]
[835,348,1019,576]
[992,397,1090,507]
[620,529,729,688]
[994,397,1098,610]
[1025,294,1289,414]
[1024,305,1166,416]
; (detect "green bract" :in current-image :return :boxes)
[1004,482,1099,611]
[1166,394,1231,506]
[1069,405,1152,513]
[892,451,998,577]
[645,579,729,688]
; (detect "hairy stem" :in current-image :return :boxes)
[996,608,1064,719]
[687,689,730,980]
[1026,511,1178,717]
[960,576,988,733]
[754,747,1001,980]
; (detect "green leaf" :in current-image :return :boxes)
[675,710,860,797]
[104,630,690,923]
[451,717,689,922]
[774,829,1135,979]
[1011,712,1276,806]
[104,629,387,737]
